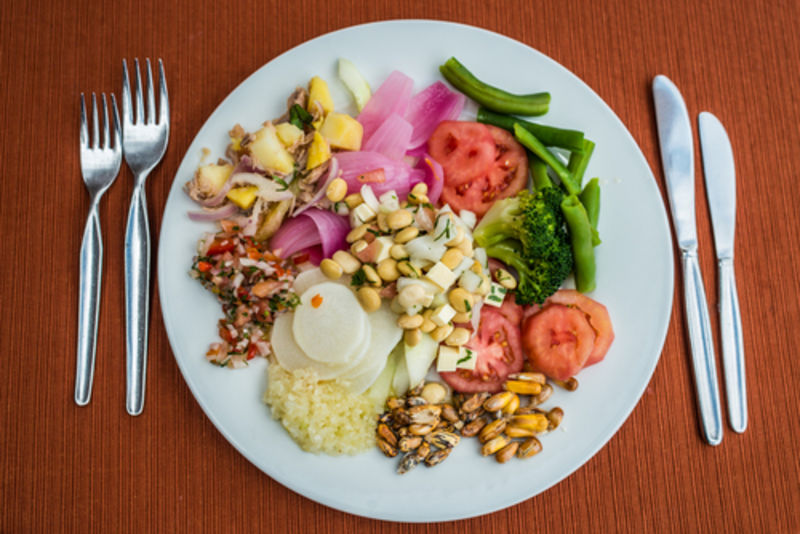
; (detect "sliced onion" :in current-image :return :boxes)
[360,184,380,212]
[294,156,340,216]
[362,113,413,160]
[188,203,238,222]
[358,71,414,143]
[405,81,466,149]
[269,208,349,260]
[302,209,350,258]
[336,151,417,197]
[417,155,444,204]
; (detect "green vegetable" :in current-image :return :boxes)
[579,178,601,246]
[567,139,596,187]
[513,124,580,196]
[477,107,585,151]
[440,57,550,116]
[561,195,596,293]
[529,155,552,191]
[473,189,573,305]
[289,104,313,130]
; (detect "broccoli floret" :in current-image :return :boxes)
[473,188,573,305]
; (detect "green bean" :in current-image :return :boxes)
[477,107,585,151]
[440,57,550,116]
[567,139,595,188]
[529,154,552,191]
[561,195,596,293]
[579,178,601,246]
[513,124,580,195]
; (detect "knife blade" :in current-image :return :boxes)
[653,75,723,445]
[698,112,747,433]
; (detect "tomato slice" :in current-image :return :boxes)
[522,304,596,381]
[438,124,528,217]
[427,121,496,185]
[546,289,614,366]
[439,307,524,393]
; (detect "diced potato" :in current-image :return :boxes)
[248,123,295,175]
[226,186,259,209]
[274,122,304,147]
[194,163,233,196]
[306,131,331,170]
[319,112,363,151]
[307,76,334,115]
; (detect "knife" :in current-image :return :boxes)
[698,112,747,433]
[653,75,723,445]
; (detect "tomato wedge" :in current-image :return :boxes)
[439,306,524,393]
[437,124,528,217]
[427,121,496,186]
[522,304,596,381]
[546,289,614,366]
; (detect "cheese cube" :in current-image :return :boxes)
[484,283,508,307]
[456,348,477,370]
[349,202,376,226]
[430,304,456,327]
[436,345,462,373]
[425,262,457,291]
[374,236,394,264]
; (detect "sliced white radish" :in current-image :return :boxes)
[270,313,349,380]
[340,302,403,394]
[364,344,401,406]
[293,268,351,296]
[404,333,440,389]
[293,282,368,364]
[391,355,410,397]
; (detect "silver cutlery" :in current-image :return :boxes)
[698,112,747,433]
[653,75,723,445]
[76,93,122,406]
[122,58,169,416]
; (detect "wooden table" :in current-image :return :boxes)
[2,0,798,531]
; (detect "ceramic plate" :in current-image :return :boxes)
[158,20,674,522]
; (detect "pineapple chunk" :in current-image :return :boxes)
[274,122,304,147]
[194,163,233,196]
[226,186,259,209]
[248,123,295,174]
[306,131,331,170]
[319,112,363,151]
[307,76,334,115]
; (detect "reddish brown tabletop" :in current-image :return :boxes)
[2,0,799,531]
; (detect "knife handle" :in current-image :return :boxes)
[682,250,723,445]
[718,258,747,432]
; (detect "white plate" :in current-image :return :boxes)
[158,20,674,522]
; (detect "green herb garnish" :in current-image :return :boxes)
[351,268,367,286]
[289,104,313,129]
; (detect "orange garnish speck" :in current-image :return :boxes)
[311,294,323,308]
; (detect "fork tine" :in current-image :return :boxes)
[110,93,121,152]
[91,93,99,149]
[101,93,110,149]
[122,59,133,126]
[134,58,144,125]
[80,93,89,149]
[145,58,155,125]
[158,59,169,126]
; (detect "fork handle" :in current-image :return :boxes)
[125,181,150,416]
[75,206,102,406]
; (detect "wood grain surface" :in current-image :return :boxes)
[2,0,799,531]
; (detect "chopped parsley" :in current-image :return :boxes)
[350,268,367,287]
[273,176,290,191]
[457,350,474,365]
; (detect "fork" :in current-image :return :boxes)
[76,93,122,406]
[122,58,169,416]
